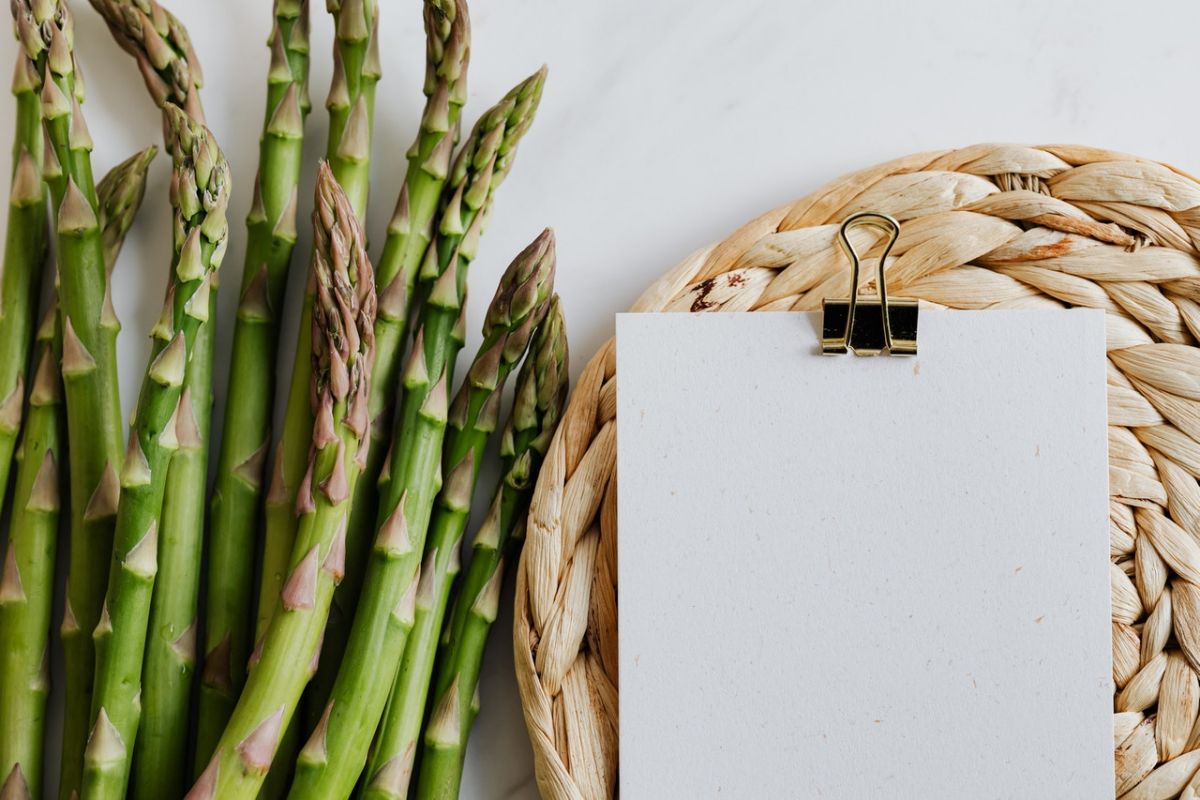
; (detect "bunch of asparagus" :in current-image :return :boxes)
[0,1,567,799]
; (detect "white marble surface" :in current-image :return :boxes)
[5,0,1200,796]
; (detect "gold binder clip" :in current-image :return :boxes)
[821,211,918,356]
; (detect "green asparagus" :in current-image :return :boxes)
[197,0,311,768]
[0,312,59,800]
[288,223,553,800]
[309,0,470,729]
[15,2,128,793]
[251,3,378,782]
[0,39,48,525]
[416,296,568,800]
[363,231,555,799]
[135,330,215,795]
[256,0,378,651]
[83,3,218,794]
[133,157,208,798]
[82,105,230,800]
[186,160,375,800]
[0,1,560,795]
[0,143,153,800]
[132,324,211,800]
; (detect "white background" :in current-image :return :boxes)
[2,0,1195,796]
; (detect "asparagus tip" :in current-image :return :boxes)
[482,227,556,345]
[311,160,376,426]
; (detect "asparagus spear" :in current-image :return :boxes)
[135,289,216,794]
[0,144,153,800]
[0,40,48,525]
[186,161,375,800]
[132,132,208,800]
[84,3,220,793]
[416,296,568,800]
[131,322,212,800]
[14,2,128,792]
[255,0,379,650]
[197,0,311,768]
[250,6,377,780]
[308,0,469,729]
[363,234,555,799]
[0,312,59,800]
[81,105,230,800]
[288,226,554,800]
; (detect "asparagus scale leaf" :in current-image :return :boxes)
[82,105,230,800]
[186,161,375,800]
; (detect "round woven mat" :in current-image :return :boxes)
[513,143,1200,800]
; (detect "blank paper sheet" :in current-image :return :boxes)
[616,310,1112,799]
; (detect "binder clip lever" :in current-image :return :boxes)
[821,211,918,356]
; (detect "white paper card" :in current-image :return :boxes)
[616,310,1112,799]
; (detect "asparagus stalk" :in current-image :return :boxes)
[364,234,555,800]
[81,105,230,800]
[197,0,311,767]
[139,293,214,787]
[0,41,48,525]
[15,3,129,792]
[416,296,568,800]
[237,12,373,792]
[288,226,553,800]
[255,0,378,649]
[308,0,469,728]
[325,0,379,219]
[125,125,207,800]
[0,312,59,800]
[84,4,219,794]
[0,145,153,800]
[250,6,378,781]
[186,161,375,800]
[133,317,214,798]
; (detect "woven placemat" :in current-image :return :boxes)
[512,143,1200,800]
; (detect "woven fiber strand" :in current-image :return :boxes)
[513,143,1200,800]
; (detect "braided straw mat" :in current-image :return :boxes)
[513,143,1200,800]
